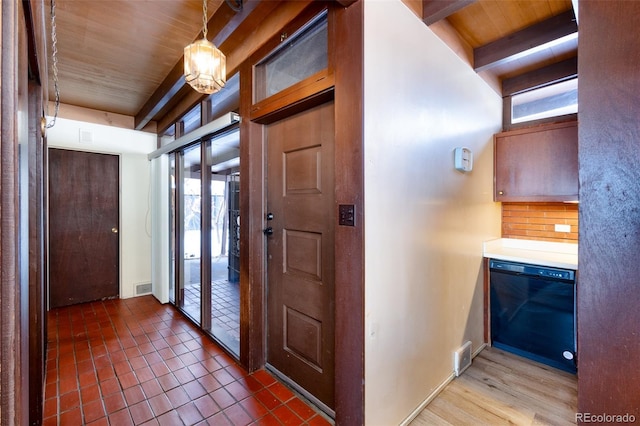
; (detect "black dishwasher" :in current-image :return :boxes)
[490,259,576,373]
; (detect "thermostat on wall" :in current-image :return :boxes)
[454,147,473,172]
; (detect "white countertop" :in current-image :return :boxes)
[483,238,578,270]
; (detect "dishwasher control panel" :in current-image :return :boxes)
[541,269,573,280]
[489,259,575,281]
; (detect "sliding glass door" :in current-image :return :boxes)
[172,128,240,357]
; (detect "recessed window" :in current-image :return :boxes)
[511,78,578,124]
[254,11,328,103]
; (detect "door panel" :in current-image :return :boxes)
[266,102,335,409]
[176,144,202,324]
[49,149,119,308]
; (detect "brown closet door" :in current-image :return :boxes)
[49,149,119,308]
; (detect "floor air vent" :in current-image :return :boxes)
[454,341,472,377]
[136,283,152,295]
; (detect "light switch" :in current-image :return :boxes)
[339,204,355,226]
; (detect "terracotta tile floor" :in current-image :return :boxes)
[44,296,332,426]
[209,279,240,343]
[181,257,241,354]
[183,279,240,346]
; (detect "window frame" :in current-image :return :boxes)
[248,6,333,123]
[502,56,578,131]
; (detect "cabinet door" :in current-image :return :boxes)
[494,121,578,202]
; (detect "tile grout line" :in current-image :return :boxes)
[44,297,332,426]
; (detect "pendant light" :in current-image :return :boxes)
[184,0,226,95]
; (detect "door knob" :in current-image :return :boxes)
[263,227,273,236]
[111,227,118,234]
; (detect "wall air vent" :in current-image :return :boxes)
[79,129,93,144]
[136,282,152,295]
[454,341,472,377]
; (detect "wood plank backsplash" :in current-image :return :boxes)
[502,203,578,243]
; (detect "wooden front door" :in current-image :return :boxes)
[49,149,120,308]
[266,102,335,410]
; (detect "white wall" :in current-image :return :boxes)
[363,1,502,424]
[47,117,156,300]
[150,155,170,304]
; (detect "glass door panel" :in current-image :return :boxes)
[178,144,202,324]
[172,129,240,358]
[207,129,240,356]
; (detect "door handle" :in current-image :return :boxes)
[263,227,273,236]
[111,227,118,234]
[266,212,274,220]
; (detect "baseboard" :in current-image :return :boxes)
[474,342,488,357]
[399,372,455,426]
[399,343,488,426]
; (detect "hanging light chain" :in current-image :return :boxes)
[47,0,60,129]
[184,0,227,95]
[202,0,208,40]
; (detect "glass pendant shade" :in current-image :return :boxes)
[184,38,226,95]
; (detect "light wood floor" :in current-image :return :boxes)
[410,347,577,426]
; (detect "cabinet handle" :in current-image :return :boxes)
[498,191,504,195]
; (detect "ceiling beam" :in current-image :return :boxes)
[422,0,475,26]
[156,0,320,133]
[502,56,578,97]
[334,0,359,7]
[134,0,261,130]
[474,10,578,72]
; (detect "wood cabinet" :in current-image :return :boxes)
[494,121,578,202]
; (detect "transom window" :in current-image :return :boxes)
[254,11,328,103]
[511,78,578,124]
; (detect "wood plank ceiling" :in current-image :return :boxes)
[445,0,577,79]
[43,0,577,133]
[47,0,225,118]
[449,0,572,46]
